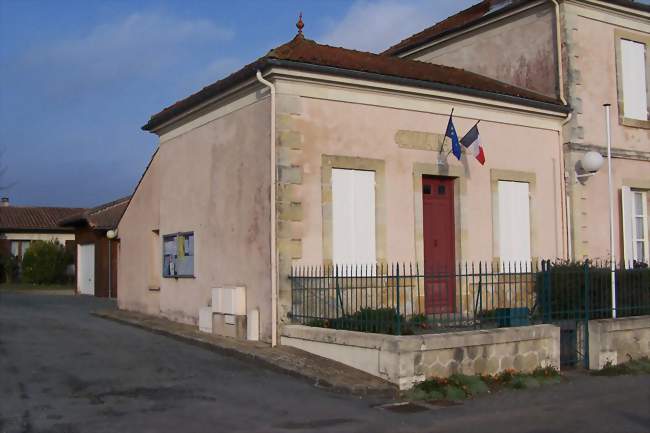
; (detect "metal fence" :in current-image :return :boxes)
[289,260,650,337]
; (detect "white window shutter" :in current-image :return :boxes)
[332,168,376,267]
[620,39,648,121]
[497,181,531,267]
[621,186,634,266]
[352,170,376,265]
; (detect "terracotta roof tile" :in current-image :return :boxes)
[59,196,130,230]
[0,206,84,232]
[382,0,650,56]
[143,34,566,131]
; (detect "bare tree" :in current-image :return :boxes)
[0,146,15,192]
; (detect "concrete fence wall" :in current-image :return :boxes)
[281,324,560,390]
[588,315,650,370]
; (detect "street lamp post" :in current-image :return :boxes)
[575,104,616,318]
[604,104,617,318]
[106,229,117,299]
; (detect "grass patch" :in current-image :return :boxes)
[591,357,650,376]
[407,366,562,402]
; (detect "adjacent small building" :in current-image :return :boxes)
[59,196,130,297]
[0,197,81,262]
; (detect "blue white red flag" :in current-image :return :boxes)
[460,124,486,165]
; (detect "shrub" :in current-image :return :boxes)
[535,261,650,320]
[328,308,404,334]
[21,240,73,284]
[1,254,20,283]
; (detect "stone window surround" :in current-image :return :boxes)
[614,29,650,129]
[412,162,465,268]
[623,177,650,262]
[490,169,538,267]
[321,155,386,267]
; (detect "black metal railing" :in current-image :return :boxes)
[289,260,650,336]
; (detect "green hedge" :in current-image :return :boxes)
[21,240,73,285]
[536,262,650,320]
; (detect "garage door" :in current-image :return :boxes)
[77,244,95,295]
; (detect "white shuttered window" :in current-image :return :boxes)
[497,181,531,266]
[622,187,649,266]
[620,39,648,121]
[332,168,376,266]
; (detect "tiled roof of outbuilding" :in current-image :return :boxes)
[143,34,567,132]
[59,196,130,230]
[0,206,83,232]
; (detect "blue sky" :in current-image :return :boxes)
[0,0,480,207]
[1,0,644,207]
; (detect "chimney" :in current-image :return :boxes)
[1,197,9,207]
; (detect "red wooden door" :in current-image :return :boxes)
[422,176,456,313]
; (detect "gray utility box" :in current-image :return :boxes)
[213,313,247,340]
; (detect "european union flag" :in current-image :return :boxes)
[445,114,462,160]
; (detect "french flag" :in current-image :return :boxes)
[460,124,486,165]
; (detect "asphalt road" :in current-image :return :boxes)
[1,291,649,433]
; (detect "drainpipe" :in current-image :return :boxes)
[256,70,278,347]
[551,0,573,260]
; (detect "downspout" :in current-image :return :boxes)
[551,0,573,260]
[256,70,278,347]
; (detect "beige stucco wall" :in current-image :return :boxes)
[406,3,558,99]
[282,324,561,390]
[117,151,162,316]
[561,3,650,260]
[292,97,565,266]
[157,97,272,338]
[271,73,567,331]
[118,96,273,341]
[562,4,649,152]
[566,151,649,260]
[588,315,650,370]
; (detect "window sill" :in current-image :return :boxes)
[620,116,650,130]
[162,275,195,279]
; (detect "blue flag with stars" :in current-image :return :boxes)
[445,113,462,160]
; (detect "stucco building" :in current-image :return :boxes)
[118,26,571,343]
[59,196,129,297]
[383,0,650,264]
[0,198,80,259]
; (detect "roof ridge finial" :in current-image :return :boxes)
[296,12,304,36]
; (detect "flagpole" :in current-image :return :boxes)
[439,108,454,155]
[447,119,481,157]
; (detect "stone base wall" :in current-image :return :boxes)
[588,316,650,370]
[281,324,560,390]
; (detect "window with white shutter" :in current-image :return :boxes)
[331,168,376,266]
[620,39,648,121]
[622,187,649,266]
[497,181,531,267]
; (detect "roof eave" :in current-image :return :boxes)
[142,59,270,133]
[383,0,535,57]
[0,227,76,234]
[266,59,570,114]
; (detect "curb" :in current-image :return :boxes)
[92,310,397,399]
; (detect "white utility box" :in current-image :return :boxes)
[198,306,213,333]
[211,286,246,316]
